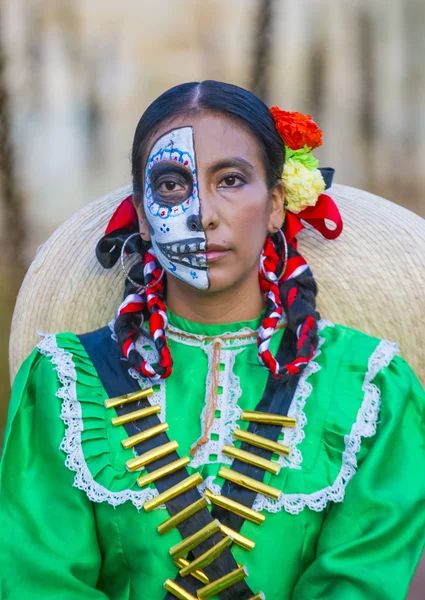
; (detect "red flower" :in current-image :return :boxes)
[270,106,323,150]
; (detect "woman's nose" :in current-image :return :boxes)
[198,188,219,231]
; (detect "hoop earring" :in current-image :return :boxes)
[120,233,164,291]
[261,229,288,283]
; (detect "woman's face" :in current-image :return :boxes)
[136,112,284,293]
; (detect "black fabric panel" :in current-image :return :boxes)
[211,328,301,531]
[79,327,253,600]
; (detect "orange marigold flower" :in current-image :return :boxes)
[270,106,323,150]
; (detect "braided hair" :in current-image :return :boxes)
[99,80,320,381]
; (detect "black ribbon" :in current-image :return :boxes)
[96,229,149,269]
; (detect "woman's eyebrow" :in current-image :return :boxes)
[206,157,255,176]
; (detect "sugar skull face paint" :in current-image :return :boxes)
[144,126,209,290]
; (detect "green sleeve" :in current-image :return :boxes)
[292,356,425,600]
[0,348,107,599]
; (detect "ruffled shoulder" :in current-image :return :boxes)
[37,332,160,510]
[250,322,402,514]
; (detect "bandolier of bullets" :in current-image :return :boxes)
[106,387,296,599]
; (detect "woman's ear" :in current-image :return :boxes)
[133,195,151,242]
[267,181,285,233]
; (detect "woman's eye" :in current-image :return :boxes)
[218,174,246,189]
[158,180,185,193]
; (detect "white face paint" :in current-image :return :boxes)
[143,127,209,290]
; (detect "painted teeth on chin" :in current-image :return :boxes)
[158,241,209,268]
[167,254,206,267]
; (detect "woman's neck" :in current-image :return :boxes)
[166,271,265,324]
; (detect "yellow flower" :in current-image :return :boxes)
[283,159,325,214]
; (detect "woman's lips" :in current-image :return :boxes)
[204,250,229,262]
[194,243,229,263]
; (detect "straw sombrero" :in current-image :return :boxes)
[9,183,425,385]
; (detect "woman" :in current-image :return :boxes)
[1,80,424,600]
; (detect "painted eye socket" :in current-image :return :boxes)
[151,171,194,207]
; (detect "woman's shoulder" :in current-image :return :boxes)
[318,318,400,362]
[10,329,108,430]
[23,327,116,426]
[317,319,423,407]
[314,318,423,428]
[11,331,90,400]
[19,325,113,383]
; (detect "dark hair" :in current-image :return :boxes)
[131,80,285,197]
[110,80,319,382]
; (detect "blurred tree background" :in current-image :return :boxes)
[0,0,424,594]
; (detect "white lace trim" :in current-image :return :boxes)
[37,332,160,511]
[251,337,400,514]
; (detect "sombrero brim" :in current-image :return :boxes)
[9,184,425,385]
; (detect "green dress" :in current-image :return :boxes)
[1,311,425,600]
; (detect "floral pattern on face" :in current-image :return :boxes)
[144,126,209,290]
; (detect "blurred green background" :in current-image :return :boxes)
[0,0,424,595]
